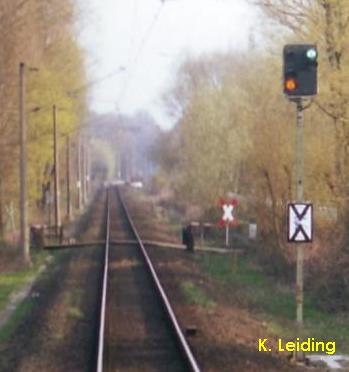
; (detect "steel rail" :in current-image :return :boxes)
[96,188,111,372]
[116,187,201,372]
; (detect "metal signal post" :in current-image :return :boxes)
[295,98,304,327]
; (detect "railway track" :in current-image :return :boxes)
[95,186,201,372]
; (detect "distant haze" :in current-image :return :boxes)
[79,0,260,128]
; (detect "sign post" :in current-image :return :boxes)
[286,99,314,361]
[219,199,238,248]
[295,98,305,328]
[290,102,314,333]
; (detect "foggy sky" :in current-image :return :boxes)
[79,0,260,128]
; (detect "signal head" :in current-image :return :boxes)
[283,44,318,97]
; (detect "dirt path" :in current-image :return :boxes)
[0,191,106,372]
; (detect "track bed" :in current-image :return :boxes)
[102,189,190,371]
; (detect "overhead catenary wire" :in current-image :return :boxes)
[60,2,142,102]
[67,67,126,97]
[129,0,139,58]
[61,1,165,111]
[116,1,166,108]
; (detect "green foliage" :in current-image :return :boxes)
[199,252,349,353]
[0,0,87,230]
[0,251,47,311]
[200,254,266,287]
[67,307,84,320]
[180,280,216,309]
[26,66,83,202]
[0,299,34,343]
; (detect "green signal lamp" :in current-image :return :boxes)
[306,48,317,60]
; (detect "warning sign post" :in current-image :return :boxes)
[219,199,238,247]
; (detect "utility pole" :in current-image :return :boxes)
[66,135,72,221]
[48,182,52,227]
[295,98,304,327]
[77,135,82,211]
[81,138,87,206]
[118,150,122,179]
[53,105,61,234]
[19,62,31,266]
[86,139,90,201]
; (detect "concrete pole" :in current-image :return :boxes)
[295,98,304,327]
[85,138,90,202]
[66,135,72,221]
[48,182,52,227]
[81,138,87,207]
[77,135,82,211]
[19,62,31,265]
[53,105,61,233]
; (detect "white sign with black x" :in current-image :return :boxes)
[287,203,313,243]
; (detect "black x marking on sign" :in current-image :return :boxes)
[291,204,310,220]
[290,223,309,242]
[288,204,312,243]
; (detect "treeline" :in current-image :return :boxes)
[153,0,349,308]
[88,111,161,182]
[0,0,86,237]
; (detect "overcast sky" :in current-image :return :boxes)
[79,0,260,128]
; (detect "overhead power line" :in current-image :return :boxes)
[116,1,166,108]
[68,66,126,96]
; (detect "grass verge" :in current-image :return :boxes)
[0,252,48,312]
[0,298,34,343]
[199,253,349,354]
[180,280,216,309]
[0,250,63,343]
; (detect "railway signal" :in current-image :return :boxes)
[283,44,318,97]
[283,44,318,360]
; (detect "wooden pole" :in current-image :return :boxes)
[53,105,61,234]
[19,62,31,265]
[77,135,82,211]
[66,135,72,221]
[81,138,87,207]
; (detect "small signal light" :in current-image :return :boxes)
[285,78,297,91]
[306,48,317,61]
